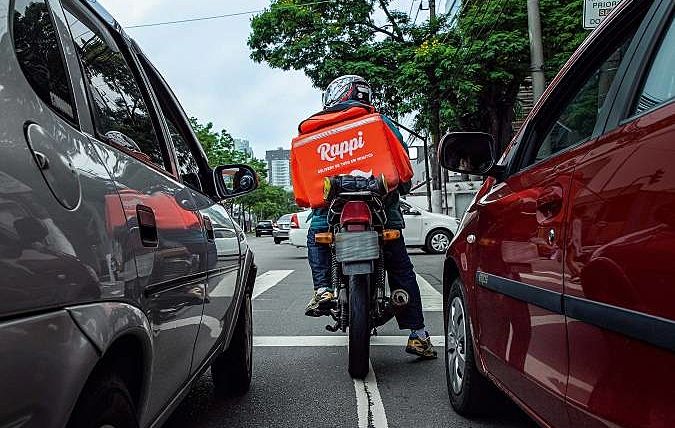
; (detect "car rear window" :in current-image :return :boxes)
[278,215,292,222]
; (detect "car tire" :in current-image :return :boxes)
[274,238,281,244]
[424,229,452,254]
[212,293,253,396]
[67,371,138,428]
[255,232,260,237]
[445,277,495,416]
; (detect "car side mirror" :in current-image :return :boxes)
[213,164,258,199]
[438,132,497,176]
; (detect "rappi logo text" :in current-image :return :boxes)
[317,131,364,162]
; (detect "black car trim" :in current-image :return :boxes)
[476,271,675,353]
[206,266,239,277]
[143,272,207,297]
[476,272,563,314]
[565,295,675,353]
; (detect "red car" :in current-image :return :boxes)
[439,0,675,427]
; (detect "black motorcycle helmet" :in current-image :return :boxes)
[322,75,372,109]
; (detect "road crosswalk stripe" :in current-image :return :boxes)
[354,360,388,428]
[253,335,445,347]
[252,270,442,310]
[252,270,294,300]
[416,274,443,312]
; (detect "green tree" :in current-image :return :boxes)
[239,181,298,222]
[248,0,588,208]
[188,117,294,225]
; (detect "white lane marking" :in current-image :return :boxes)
[416,274,443,312]
[252,270,293,300]
[354,360,388,428]
[253,335,445,347]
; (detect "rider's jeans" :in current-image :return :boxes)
[307,228,425,331]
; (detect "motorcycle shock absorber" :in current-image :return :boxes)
[332,252,349,332]
[375,251,386,314]
[327,252,346,333]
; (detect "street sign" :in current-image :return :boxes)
[583,0,620,30]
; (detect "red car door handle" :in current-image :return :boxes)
[536,187,563,221]
[136,205,158,247]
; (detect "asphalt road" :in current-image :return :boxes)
[165,236,536,428]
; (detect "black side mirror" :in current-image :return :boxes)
[214,164,259,199]
[438,132,497,176]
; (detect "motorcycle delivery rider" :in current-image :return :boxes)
[296,75,437,359]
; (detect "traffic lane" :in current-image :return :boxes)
[245,238,533,427]
[371,347,537,428]
[249,236,446,337]
[252,269,445,338]
[246,237,447,281]
[164,346,534,428]
[165,237,534,427]
[164,347,358,428]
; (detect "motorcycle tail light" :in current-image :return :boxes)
[290,213,299,229]
[340,201,372,225]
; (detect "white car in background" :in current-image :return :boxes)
[289,201,459,254]
[289,210,312,247]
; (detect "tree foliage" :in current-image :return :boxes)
[189,117,295,223]
[248,0,589,154]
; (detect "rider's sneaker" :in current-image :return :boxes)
[405,331,438,359]
[304,287,335,317]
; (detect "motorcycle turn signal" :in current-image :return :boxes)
[382,229,401,241]
[315,232,334,244]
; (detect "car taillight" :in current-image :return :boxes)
[290,213,299,229]
[340,201,371,225]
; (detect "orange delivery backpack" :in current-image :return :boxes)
[291,105,414,208]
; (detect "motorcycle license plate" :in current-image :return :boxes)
[335,231,379,262]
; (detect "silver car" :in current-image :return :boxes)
[273,213,293,244]
[0,1,259,426]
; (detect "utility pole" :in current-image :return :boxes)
[428,0,443,213]
[527,0,546,103]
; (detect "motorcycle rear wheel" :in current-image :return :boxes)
[348,274,370,379]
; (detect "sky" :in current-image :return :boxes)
[98,0,447,159]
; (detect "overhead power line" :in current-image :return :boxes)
[125,0,332,29]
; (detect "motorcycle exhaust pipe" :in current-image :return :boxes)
[390,289,409,308]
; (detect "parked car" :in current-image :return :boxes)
[289,210,312,247]
[255,220,274,237]
[273,213,293,244]
[0,1,259,427]
[288,202,459,254]
[399,200,459,253]
[439,1,675,427]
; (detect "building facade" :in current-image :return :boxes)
[265,148,292,190]
[234,138,253,158]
